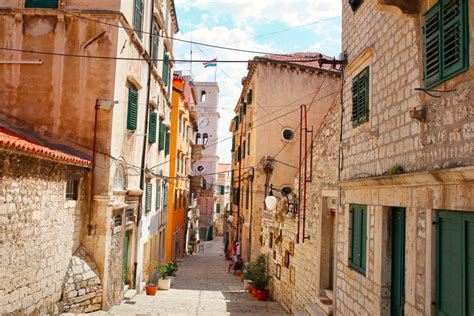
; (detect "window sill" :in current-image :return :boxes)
[113,226,122,235]
[425,65,469,90]
[348,262,366,276]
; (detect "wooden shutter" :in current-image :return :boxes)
[158,120,165,150]
[247,89,253,105]
[145,182,152,213]
[424,4,442,87]
[247,133,251,156]
[350,204,367,273]
[231,135,235,152]
[134,0,143,38]
[216,204,221,213]
[148,111,157,144]
[162,52,170,86]
[441,0,468,78]
[127,88,138,131]
[165,129,170,156]
[219,185,225,195]
[352,67,369,127]
[156,182,161,209]
[25,0,58,8]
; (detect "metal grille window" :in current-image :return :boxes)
[349,204,367,274]
[66,174,79,200]
[25,0,58,8]
[114,214,122,227]
[126,208,134,223]
[351,67,370,127]
[145,182,152,213]
[423,0,469,88]
[134,0,143,39]
[127,88,139,131]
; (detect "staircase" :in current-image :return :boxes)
[292,290,334,316]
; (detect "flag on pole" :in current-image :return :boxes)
[203,58,217,68]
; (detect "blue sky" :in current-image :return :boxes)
[174,0,342,163]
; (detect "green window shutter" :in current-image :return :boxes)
[134,0,143,39]
[158,120,165,150]
[239,106,244,120]
[235,116,239,130]
[466,214,474,316]
[148,111,157,144]
[350,204,367,273]
[424,4,442,87]
[127,88,138,131]
[216,203,221,214]
[231,135,235,152]
[162,52,170,86]
[351,67,369,127]
[165,129,170,156]
[25,0,58,8]
[145,182,152,213]
[156,182,161,209]
[152,24,159,67]
[219,185,225,195]
[424,0,469,88]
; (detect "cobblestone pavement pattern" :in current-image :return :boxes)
[65,237,288,316]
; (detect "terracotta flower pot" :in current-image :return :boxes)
[158,277,171,290]
[254,289,269,301]
[145,285,157,296]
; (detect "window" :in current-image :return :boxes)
[423,0,469,88]
[349,0,363,12]
[231,135,235,152]
[242,141,246,159]
[162,52,170,86]
[158,119,165,150]
[178,115,182,134]
[280,186,293,197]
[126,208,134,223]
[219,185,225,195]
[66,174,80,200]
[216,203,221,214]
[152,24,159,67]
[113,164,126,191]
[114,214,122,227]
[352,67,370,127]
[247,89,253,105]
[197,165,204,173]
[145,182,152,213]
[127,87,138,131]
[156,181,161,209]
[201,91,207,103]
[196,133,201,144]
[245,184,250,209]
[247,133,251,156]
[133,0,144,39]
[350,204,367,274]
[25,0,58,8]
[148,110,157,144]
[282,128,295,141]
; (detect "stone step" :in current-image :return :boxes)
[293,308,310,316]
[314,296,333,315]
[123,288,137,300]
[324,289,334,301]
[305,303,329,316]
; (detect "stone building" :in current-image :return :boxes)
[230,53,340,262]
[0,0,178,311]
[260,100,341,315]
[335,0,474,315]
[214,163,231,237]
[0,125,92,314]
[193,81,220,240]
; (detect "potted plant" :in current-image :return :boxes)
[157,261,178,290]
[250,255,270,301]
[243,262,254,295]
[144,261,158,296]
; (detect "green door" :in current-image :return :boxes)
[123,231,129,284]
[391,207,406,316]
[437,210,474,316]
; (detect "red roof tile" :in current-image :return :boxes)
[255,52,341,74]
[0,127,92,167]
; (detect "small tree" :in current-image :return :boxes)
[250,254,269,291]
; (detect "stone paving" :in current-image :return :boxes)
[68,237,288,316]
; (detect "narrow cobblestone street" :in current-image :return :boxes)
[70,237,287,316]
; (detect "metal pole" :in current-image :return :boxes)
[87,100,100,235]
[297,105,304,244]
[303,105,308,243]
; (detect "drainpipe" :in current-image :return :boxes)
[136,0,155,288]
[236,128,243,242]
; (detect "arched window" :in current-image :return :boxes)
[200,91,207,103]
[112,164,126,190]
[196,133,201,144]
[202,133,208,145]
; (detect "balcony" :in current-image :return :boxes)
[376,0,419,14]
[190,175,204,191]
[191,144,204,162]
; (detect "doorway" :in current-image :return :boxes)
[123,231,130,284]
[320,197,336,294]
[391,207,405,316]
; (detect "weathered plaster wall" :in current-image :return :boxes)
[0,152,87,314]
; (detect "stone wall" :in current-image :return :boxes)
[0,152,87,314]
[340,0,474,181]
[261,102,341,313]
[62,246,102,313]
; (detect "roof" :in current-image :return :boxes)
[254,52,341,74]
[0,126,92,167]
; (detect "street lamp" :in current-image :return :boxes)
[264,184,277,211]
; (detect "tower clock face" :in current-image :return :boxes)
[199,118,210,129]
